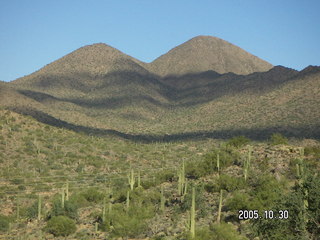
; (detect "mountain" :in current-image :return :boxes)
[12,43,154,97]
[148,36,273,76]
[4,36,320,140]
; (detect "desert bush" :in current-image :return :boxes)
[225,191,251,216]
[10,178,24,185]
[210,222,248,240]
[227,136,251,148]
[45,216,76,237]
[81,188,104,203]
[180,227,215,240]
[218,175,246,192]
[0,215,10,232]
[107,203,155,238]
[304,145,320,157]
[270,133,288,145]
[155,169,176,183]
[249,174,284,211]
[48,200,78,220]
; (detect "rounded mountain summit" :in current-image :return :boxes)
[148,36,273,76]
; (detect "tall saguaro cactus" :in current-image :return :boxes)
[16,197,20,220]
[217,189,223,223]
[160,185,165,212]
[178,160,187,196]
[217,152,220,176]
[102,197,106,222]
[297,147,309,227]
[126,190,130,212]
[243,146,252,182]
[128,169,135,190]
[38,194,42,221]
[190,186,196,239]
[65,180,69,201]
[137,170,141,188]
[61,188,65,208]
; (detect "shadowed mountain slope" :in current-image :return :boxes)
[148,36,273,76]
[5,66,320,140]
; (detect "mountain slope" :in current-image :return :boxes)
[5,66,320,140]
[148,36,273,76]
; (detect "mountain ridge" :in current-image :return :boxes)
[3,36,320,140]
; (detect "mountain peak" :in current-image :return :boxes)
[12,42,148,91]
[188,35,227,42]
[148,35,273,76]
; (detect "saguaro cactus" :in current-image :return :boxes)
[65,180,69,201]
[243,146,252,182]
[178,160,187,196]
[190,186,196,239]
[128,169,135,190]
[38,195,42,221]
[248,146,252,168]
[160,185,165,212]
[102,197,106,222]
[217,189,223,223]
[137,170,141,188]
[217,152,220,175]
[61,188,65,208]
[126,190,130,212]
[297,147,309,225]
[16,197,20,220]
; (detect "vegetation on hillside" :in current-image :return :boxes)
[0,109,319,239]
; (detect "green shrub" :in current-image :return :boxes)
[0,215,10,232]
[218,175,246,192]
[109,204,155,238]
[69,193,89,208]
[225,191,251,216]
[249,174,284,211]
[182,227,215,240]
[81,188,104,203]
[10,178,24,185]
[227,136,251,148]
[49,200,78,220]
[155,169,175,183]
[45,216,76,237]
[304,146,320,157]
[210,222,248,240]
[270,133,288,145]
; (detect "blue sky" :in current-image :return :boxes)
[0,0,319,82]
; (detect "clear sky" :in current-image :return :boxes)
[0,0,319,82]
